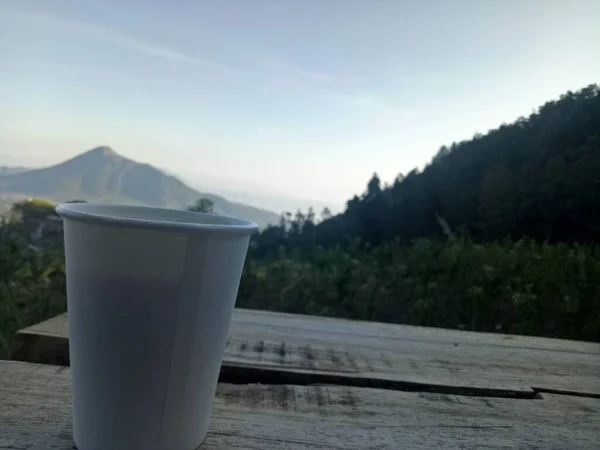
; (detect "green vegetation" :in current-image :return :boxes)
[240,239,600,342]
[2,230,599,359]
[1,85,600,359]
[188,197,215,214]
[0,226,66,358]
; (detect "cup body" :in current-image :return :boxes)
[56,203,257,450]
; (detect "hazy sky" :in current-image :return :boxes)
[1,0,599,209]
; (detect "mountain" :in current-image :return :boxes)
[0,147,279,228]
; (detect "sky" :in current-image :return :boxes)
[1,0,599,213]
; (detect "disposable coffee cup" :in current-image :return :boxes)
[56,203,257,450]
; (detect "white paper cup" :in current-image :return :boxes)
[56,203,257,450]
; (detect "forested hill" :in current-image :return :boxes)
[254,84,600,254]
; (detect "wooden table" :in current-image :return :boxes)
[4,309,600,448]
[2,360,599,449]
[13,308,600,397]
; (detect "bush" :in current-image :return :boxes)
[0,225,66,358]
[237,238,600,342]
[2,230,598,360]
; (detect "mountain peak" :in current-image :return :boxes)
[86,146,118,157]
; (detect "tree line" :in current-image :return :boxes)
[252,84,600,256]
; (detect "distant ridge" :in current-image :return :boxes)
[0,165,31,176]
[0,146,279,228]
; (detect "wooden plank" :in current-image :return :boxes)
[1,361,599,450]
[13,309,600,396]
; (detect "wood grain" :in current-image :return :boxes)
[12,309,600,396]
[2,361,599,450]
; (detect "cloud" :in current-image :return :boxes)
[337,91,419,118]
[4,11,231,71]
[255,57,336,83]
[254,124,301,137]
[4,10,339,85]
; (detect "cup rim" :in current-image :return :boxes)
[55,203,259,235]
